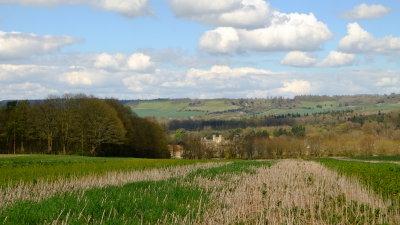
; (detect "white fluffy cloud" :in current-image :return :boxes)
[60,70,100,86]
[169,0,271,29]
[181,65,273,87]
[317,51,356,67]
[343,3,390,20]
[161,65,275,91]
[280,51,317,67]
[94,52,154,71]
[94,53,126,70]
[339,23,400,54]
[0,31,80,59]
[199,12,332,54]
[127,53,154,71]
[199,27,240,54]
[2,58,400,99]
[278,80,313,95]
[123,74,156,92]
[0,0,149,17]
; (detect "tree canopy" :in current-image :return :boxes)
[0,94,169,158]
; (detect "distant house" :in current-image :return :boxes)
[168,145,184,159]
[201,135,231,157]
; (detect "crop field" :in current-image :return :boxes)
[1,155,399,224]
[351,156,400,161]
[130,99,241,118]
[129,100,203,118]
[184,100,241,113]
[0,155,220,187]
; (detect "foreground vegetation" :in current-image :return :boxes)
[0,155,399,224]
[0,154,222,187]
[316,158,400,203]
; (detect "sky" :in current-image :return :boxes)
[0,0,399,100]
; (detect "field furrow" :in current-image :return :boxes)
[0,162,228,209]
[195,160,399,225]
[1,158,399,225]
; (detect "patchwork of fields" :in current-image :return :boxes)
[128,98,400,119]
[0,155,399,224]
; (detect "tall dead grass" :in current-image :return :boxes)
[0,162,228,209]
[194,160,399,225]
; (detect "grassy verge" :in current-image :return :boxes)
[0,154,225,187]
[350,155,400,161]
[315,158,400,202]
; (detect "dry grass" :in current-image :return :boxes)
[0,162,228,209]
[192,160,399,225]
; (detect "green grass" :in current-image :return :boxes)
[128,99,400,119]
[0,154,222,187]
[351,155,400,161]
[350,104,400,112]
[131,100,240,118]
[185,100,241,113]
[131,100,203,118]
[188,160,273,179]
[315,158,400,202]
[0,179,207,225]
[0,160,272,224]
[300,101,338,109]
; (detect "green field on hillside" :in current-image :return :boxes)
[131,100,203,118]
[128,98,400,119]
[185,99,241,113]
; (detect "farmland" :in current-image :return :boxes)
[1,155,399,224]
[0,155,222,187]
[127,94,400,120]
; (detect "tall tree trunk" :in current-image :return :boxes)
[21,141,24,153]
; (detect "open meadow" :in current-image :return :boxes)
[0,155,399,224]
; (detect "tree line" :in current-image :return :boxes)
[0,94,169,158]
[168,116,296,131]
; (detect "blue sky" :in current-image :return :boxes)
[0,0,399,99]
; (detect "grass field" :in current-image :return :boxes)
[128,99,400,119]
[130,100,203,118]
[316,158,400,203]
[351,155,400,161]
[0,154,222,187]
[130,99,240,118]
[1,155,399,224]
[185,99,241,113]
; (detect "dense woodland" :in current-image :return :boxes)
[0,94,169,158]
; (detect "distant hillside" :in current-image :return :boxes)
[126,94,400,120]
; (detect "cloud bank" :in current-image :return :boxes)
[199,12,332,54]
[0,31,81,60]
[0,0,150,17]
